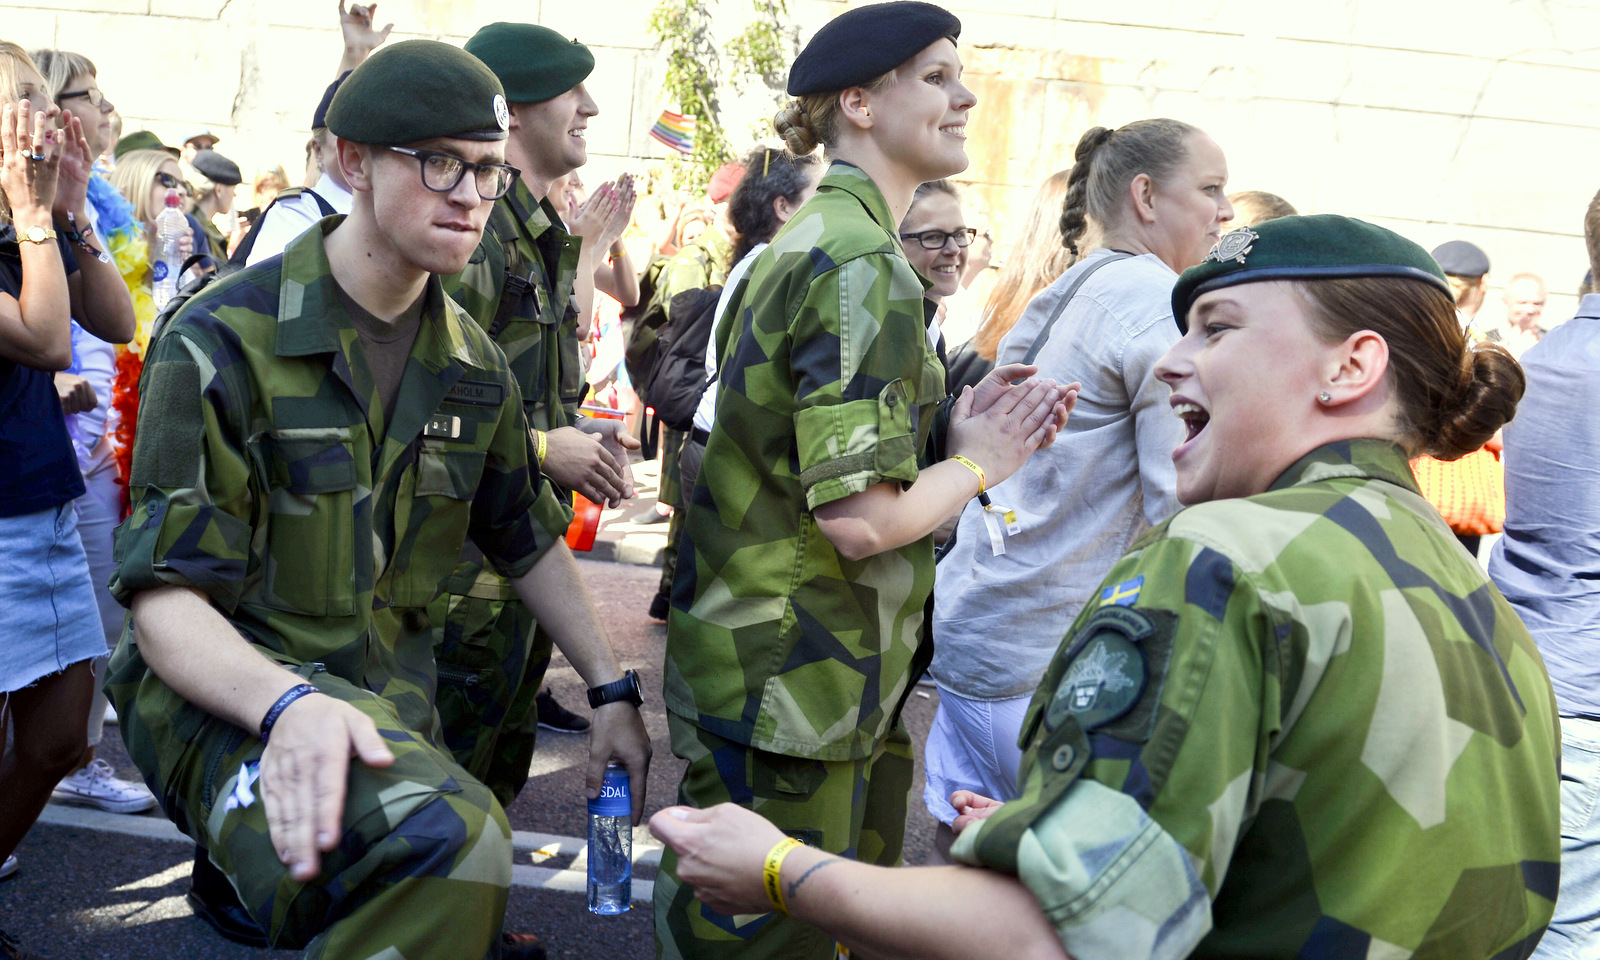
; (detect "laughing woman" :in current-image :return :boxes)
[656,3,1073,958]
[652,216,1561,960]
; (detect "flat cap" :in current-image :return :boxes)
[787,1,960,97]
[114,130,176,160]
[190,149,242,186]
[1430,239,1490,278]
[311,72,350,130]
[466,23,595,104]
[1172,215,1452,332]
[326,39,509,145]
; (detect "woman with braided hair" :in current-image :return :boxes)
[925,119,1233,858]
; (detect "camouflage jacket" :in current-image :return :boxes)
[953,440,1561,960]
[442,177,584,430]
[663,161,944,761]
[107,219,571,756]
[656,225,733,304]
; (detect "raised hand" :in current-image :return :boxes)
[1,99,62,223]
[52,112,93,219]
[338,1,393,65]
[567,180,623,241]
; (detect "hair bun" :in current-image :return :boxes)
[1074,126,1114,163]
[774,101,819,156]
[1425,341,1525,460]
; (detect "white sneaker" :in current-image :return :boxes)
[1,854,16,881]
[103,702,118,726]
[50,758,156,814]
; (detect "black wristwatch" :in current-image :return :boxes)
[587,669,644,709]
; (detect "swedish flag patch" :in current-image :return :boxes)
[1099,575,1143,608]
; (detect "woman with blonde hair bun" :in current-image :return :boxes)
[653,2,1074,957]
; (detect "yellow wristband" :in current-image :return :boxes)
[949,455,986,495]
[535,429,548,465]
[762,836,805,915]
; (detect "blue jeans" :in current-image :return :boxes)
[1533,716,1600,959]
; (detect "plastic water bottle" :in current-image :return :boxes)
[587,762,632,915]
[151,189,188,310]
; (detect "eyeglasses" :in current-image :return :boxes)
[59,87,108,109]
[387,146,519,201]
[899,227,978,250]
[155,172,183,190]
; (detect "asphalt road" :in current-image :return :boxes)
[2,557,944,959]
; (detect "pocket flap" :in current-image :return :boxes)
[416,444,487,500]
[262,427,356,494]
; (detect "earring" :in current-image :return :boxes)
[1317,392,1332,404]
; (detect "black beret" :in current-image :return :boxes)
[1430,240,1490,278]
[190,149,242,186]
[325,40,509,145]
[1172,215,1453,332]
[466,23,595,104]
[787,1,961,97]
[311,72,350,130]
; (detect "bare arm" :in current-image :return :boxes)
[595,240,640,307]
[130,585,395,882]
[510,542,652,822]
[815,367,1076,561]
[651,803,1069,960]
[0,100,72,369]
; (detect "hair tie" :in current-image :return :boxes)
[763,149,771,178]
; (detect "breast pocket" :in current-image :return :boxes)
[391,441,487,608]
[255,427,358,617]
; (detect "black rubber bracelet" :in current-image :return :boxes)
[260,684,319,743]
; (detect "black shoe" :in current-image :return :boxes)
[647,591,670,623]
[499,931,548,960]
[0,929,49,960]
[535,690,591,733]
[188,850,269,948]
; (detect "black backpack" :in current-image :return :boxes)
[640,285,723,431]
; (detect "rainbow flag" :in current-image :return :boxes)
[649,110,696,154]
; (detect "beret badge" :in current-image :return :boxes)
[1205,226,1259,266]
[493,94,510,131]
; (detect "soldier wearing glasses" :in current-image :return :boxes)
[106,41,649,960]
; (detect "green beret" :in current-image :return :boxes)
[1171,214,1453,332]
[114,130,176,160]
[788,1,961,97]
[466,23,595,104]
[325,39,509,145]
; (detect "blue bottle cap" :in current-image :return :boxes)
[588,765,631,817]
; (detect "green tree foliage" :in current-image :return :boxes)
[649,0,794,192]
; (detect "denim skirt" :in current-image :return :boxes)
[0,501,107,693]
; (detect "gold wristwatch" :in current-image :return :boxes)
[17,225,57,245]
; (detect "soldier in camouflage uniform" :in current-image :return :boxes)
[650,215,1560,960]
[432,23,640,809]
[105,41,649,960]
[655,5,1076,958]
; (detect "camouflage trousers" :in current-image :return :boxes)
[429,579,553,810]
[657,425,687,598]
[654,713,913,960]
[165,664,513,959]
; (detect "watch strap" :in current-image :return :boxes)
[587,669,643,709]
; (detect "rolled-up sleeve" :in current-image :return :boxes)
[791,254,929,510]
[110,326,255,611]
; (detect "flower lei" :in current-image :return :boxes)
[87,173,154,510]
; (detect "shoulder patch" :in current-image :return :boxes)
[1046,606,1155,733]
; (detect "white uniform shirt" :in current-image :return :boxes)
[244,174,353,266]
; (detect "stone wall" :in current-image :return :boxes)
[10,0,1597,321]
